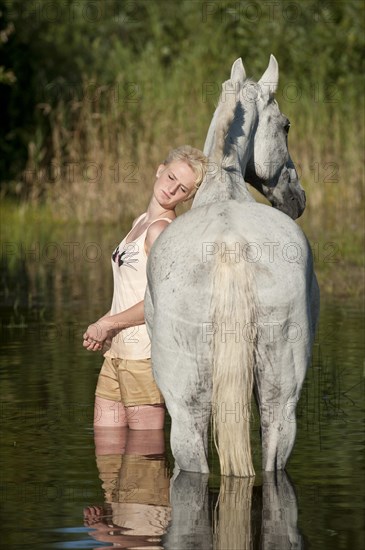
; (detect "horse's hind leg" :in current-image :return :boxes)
[255,345,309,471]
[153,348,212,474]
[257,391,298,471]
[169,398,211,474]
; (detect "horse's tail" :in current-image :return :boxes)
[211,237,258,477]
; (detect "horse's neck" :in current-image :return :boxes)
[193,101,257,209]
[193,119,256,208]
[192,169,254,207]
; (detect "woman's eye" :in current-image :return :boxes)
[168,174,173,180]
[181,187,187,193]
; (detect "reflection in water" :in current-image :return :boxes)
[163,470,212,549]
[261,472,303,549]
[85,426,302,549]
[213,476,254,549]
[85,427,171,548]
[1,230,363,548]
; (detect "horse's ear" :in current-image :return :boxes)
[230,58,246,83]
[258,54,279,95]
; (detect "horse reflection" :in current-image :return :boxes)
[164,469,303,549]
[85,428,302,549]
[213,476,254,549]
[260,471,302,549]
[163,470,212,549]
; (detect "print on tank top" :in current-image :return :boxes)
[112,242,139,270]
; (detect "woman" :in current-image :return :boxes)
[83,145,208,431]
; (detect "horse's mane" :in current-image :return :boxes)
[210,78,256,165]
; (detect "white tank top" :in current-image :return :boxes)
[104,214,172,359]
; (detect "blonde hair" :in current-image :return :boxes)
[164,145,208,196]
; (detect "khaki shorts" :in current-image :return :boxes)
[95,356,164,406]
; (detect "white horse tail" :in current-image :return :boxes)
[211,238,258,477]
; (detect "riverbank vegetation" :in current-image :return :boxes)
[1,198,363,301]
[1,0,364,298]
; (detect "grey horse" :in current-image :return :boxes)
[145,56,319,477]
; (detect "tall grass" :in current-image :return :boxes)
[22,59,364,231]
[23,58,212,222]
[3,0,364,304]
[13,54,363,300]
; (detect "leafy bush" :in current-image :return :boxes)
[0,0,364,222]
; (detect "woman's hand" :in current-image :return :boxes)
[83,319,111,352]
[82,302,144,352]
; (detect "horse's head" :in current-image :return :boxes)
[241,56,305,219]
[201,56,306,220]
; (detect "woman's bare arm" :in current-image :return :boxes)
[83,301,144,350]
[83,220,170,352]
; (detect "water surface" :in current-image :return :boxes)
[1,225,364,549]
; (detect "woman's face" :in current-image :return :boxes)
[153,160,197,209]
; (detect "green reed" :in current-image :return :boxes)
[2,1,363,298]
[3,0,363,227]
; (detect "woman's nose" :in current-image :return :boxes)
[168,183,178,195]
